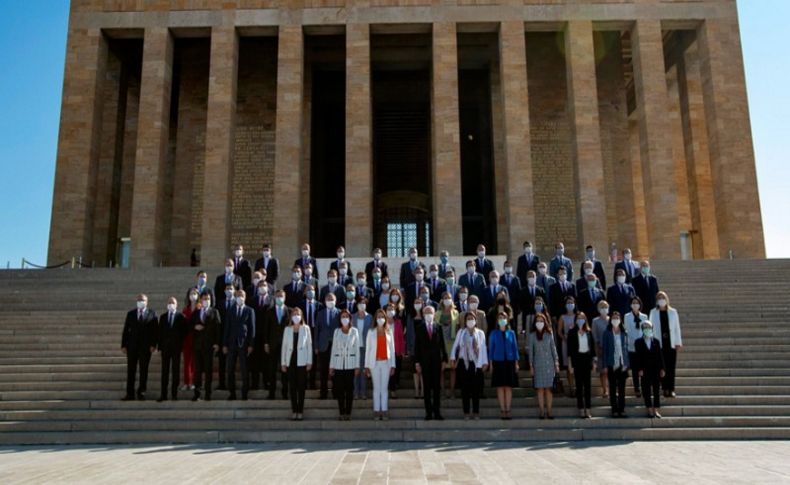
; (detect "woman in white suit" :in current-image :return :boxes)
[449,311,489,420]
[365,309,396,420]
[330,310,361,420]
[648,291,683,398]
[281,308,313,421]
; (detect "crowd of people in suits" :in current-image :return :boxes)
[121,241,682,421]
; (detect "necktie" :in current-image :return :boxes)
[259,296,264,306]
[237,306,241,318]
[307,303,312,326]
[138,310,142,321]
[530,287,535,298]
[169,312,173,328]
[427,323,433,339]
[201,309,205,323]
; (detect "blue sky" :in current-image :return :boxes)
[0,1,787,267]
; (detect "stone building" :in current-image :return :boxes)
[48,0,764,267]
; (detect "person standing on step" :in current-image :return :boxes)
[180,288,199,393]
[351,299,372,400]
[436,292,459,399]
[568,312,596,419]
[632,260,660,313]
[602,311,630,418]
[121,294,157,401]
[316,292,341,400]
[634,320,666,418]
[624,296,648,398]
[329,310,360,421]
[223,289,255,401]
[414,305,448,420]
[489,311,520,420]
[386,303,406,399]
[365,309,396,420]
[157,296,187,402]
[528,312,560,419]
[264,290,290,400]
[649,291,683,398]
[281,307,313,421]
[192,291,221,401]
[450,311,488,420]
[254,243,280,287]
[592,300,611,399]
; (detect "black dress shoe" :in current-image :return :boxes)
[424,415,433,421]
[241,395,248,401]
[434,414,444,421]
[192,393,200,402]
[227,394,237,401]
[267,394,276,401]
[121,395,135,401]
[216,385,227,391]
[137,393,146,401]
[156,396,166,403]
[205,395,211,402]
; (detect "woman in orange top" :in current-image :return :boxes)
[365,309,396,420]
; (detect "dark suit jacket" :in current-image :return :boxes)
[330,259,351,275]
[191,307,221,352]
[299,299,323,331]
[214,273,243,303]
[634,337,665,378]
[436,262,454,280]
[399,261,426,289]
[315,307,340,352]
[413,320,448,372]
[473,257,495,278]
[516,253,540,285]
[519,285,546,316]
[157,312,187,354]
[425,277,447,302]
[365,260,389,281]
[232,256,252,288]
[501,274,522,312]
[577,286,605,322]
[223,304,255,350]
[606,283,636,318]
[294,256,319,276]
[567,327,596,368]
[458,272,485,297]
[479,284,511,313]
[632,274,660,312]
[583,259,607,289]
[264,305,290,348]
[254,256,280,286]
[319,283,346,306]
[548,281,577,318]
[252,296,273,350]
[283,280,306,308]
[575,276,603,293]
[121,308,158,352]
[614,260,639,283]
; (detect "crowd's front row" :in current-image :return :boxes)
[122,287,682,421]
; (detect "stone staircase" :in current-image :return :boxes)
[0,259,789,443]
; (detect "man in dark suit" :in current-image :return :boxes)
[458,260,485,298]
[501,261,522,323]
[192,291,221,401]
[425,264,447,302]
[283,265,306,308]
[548,266,577,319]
[341,284,358,314]
[519,270,546,333]
[315,294,340,399]
[232,244,253,289]
[365,247,388,281]
[294,243,319,278]
[473,244,495,278]
[250,281,273,391]
[302,262,319,288]
[580,245,607,289]
[367,266,386,313]
[214,259,243,301]
[300,285,322,389]
[354,272,374,303]
[399,247,425,290]
[613,248,639,283]
[264,290,290,400]
[330,245,351,275]
[223,289,255,400]
[548,242,574,281]
[215,283,236,390]
[186,270,215,308]
[606,268,637,317]
[576,260,604,292]
[246,271,275,306]
[479,270,510,313]
[634,321,666,418]
[516,241,540,286]
[320,269,346,306]
[577,273,605,322]
[413,306,447,420]
[254,243,280,287]
[121,294,158,401]
[443,270,460,304]
[157,296,187,402]
[437,250,455,280]
[337,261,353,287]
[404,266,427,309]
[632,260,660,312]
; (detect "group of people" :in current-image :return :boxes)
[121,241,682,421]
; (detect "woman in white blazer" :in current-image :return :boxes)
[648,291,682,398]
[365,309,396,420]
[281,308,313,421]
[449,311,489,420]
[624,296,649,398]
[330,310,361,420]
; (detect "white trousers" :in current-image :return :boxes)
[371,360,391,412]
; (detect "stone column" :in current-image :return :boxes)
[565,21,608,254]
[631,20,680,259]
[200,26,239,268]
[47,28,108,265]
[431,22,463,256]
[697,16,765,258]
[129,27,174,267]
[498,21,536,258]
[345,23,373,256]
[272,25,304,257]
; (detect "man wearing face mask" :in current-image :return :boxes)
[365,248,389,281]
[215,283,236,391]
[121,294,158,401]
[187,271,215,308]
[579,245,606,289]
[337,261,353,287]
[479,270,510,314]
[632,260,660,312]
[413,306,448,420]
[399,247,425,290]
[316,293,341,399]
[576,260,603,293]
[294,243,319,277]
[443,270,460,305]
[458,260,485,298]
[606,268,636,317]
[300,284,322,389]
[330,245,352,275]
[320,269,346,305]
[284,266,306,308]
[535,262,556,298]
[548,266,577,320]
[634,321,665,418]
[501,261,522,324]
[577,273,605,322]
[516,241,540,286]
[223,289,255,400]
[367,268,385,313]
[404,267,427,309]
[614,248,638,284]
[354,272,374,303]
[437,250,455,280]
[263,290,291,400]
[519,270,546,335]
[254,243,280,286]
[549,242,573,281]
[191,291,221,401]
[231,244,252,289]
[426,264,447,302]
[214,259,243,306]
[157,297,187,402]
[250,280,273,391]
[246,271,274,307]
[342,285,358,314]
[473,244,494,277]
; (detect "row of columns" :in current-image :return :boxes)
[49,17,764,267]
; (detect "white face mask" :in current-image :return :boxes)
[189,293,198,302]
[235,297,244,306]
[611,319,621,327]
[381,283,390,290]
[391,295,400,303]
[504,267,513,274]
[225,266,233,274]
[302,250,309,257]
[459,293,468,301]
[328,277,337,284]
[584,268,593,275]
[535,321,545,331]
[262,250,271,257]
[235,250,242,257]
[414,303,423,311]
[524,247,532,254]
[617,276,626,284]
[374,253,381,260]
[599,307,609,316]
[136,301,146,310]
[478,251,485,258]
[527,277,536,286]
[465,320,476,329]
[293,272,301,280]
[340,318,350,326]
[657,299,667,308]
[167,303,176,312]
[252,278,261,286]
[339,269,347,276]
[415,274,424,282]
[424,314,434,324]
[357,304,366,312]
[430,271,438,278]
[201,300,211,308]
[291,315,302,324]
[376,318,386,326]
[469,303,478,311]
[631,303,641,312]
[325,301,336,309]
[538,267,547,276]
[387,310,396,318]
[442,299,452,307]
[337,252,345,259]
[558,274,567,282]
